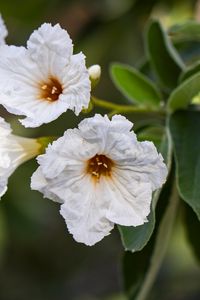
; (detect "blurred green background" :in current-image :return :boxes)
[0,0,200,299]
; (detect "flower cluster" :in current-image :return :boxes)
[0,15,168,245]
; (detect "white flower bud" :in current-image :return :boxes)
[88,64,101,88]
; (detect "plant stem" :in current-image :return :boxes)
[37,136,57,154]
[91,96,166,115]
[136,182,179,300]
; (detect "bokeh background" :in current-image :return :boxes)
[0,0,200,299]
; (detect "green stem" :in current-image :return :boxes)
[37,136,58,154]
[91,96,166,115]
[136,182,179,300]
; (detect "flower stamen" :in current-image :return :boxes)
[39,76,63,102]
[86,154,114,181]
[41,84,47,90]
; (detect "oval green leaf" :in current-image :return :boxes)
[146,20,184,91]
[184,203,200,263]
[169,110,200,220]
[168,71,200,112]
[169,21,200,43]
[110,63,162,107]
[179,61,200,83]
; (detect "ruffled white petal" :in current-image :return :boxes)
[60,53,91,115]
[0,117,40,198]
[0,46,41,113]
[0,185,7,197]
[31,129,98,205]
[104,172,152,226]
[0,14,8,45]
[0,24,90,127]
[27,23,73,64]
[60,175,114,246]
[31,114,168,245]
[108,138,167,191]
[31,167,64,204]
[38,129,99,179]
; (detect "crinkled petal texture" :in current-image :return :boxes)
[31,114,168,246]
[0,14,7,45]
[0,117,39,198]
[0,23,91,127]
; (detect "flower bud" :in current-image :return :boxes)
[88,64,101,89]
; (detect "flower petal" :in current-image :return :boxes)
[0,117,40,198]
[36,129,99,179]
[78,114,136,155]
[31,166,64,204]
[60,53,91,115]
[112,140,168,191]
[0,14,7,45]
[103,172,152,226]
[60,175,114,246]
[0,184,7,197]
[27,23,73,67]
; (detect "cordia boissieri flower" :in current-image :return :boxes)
[31,114,168,246]
[0,14,7,45]
[0,117,40,198]
[0,23,91,127]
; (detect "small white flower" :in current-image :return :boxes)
[0,23,91,128]
[0,14,7,45]
[0,117,40,198]
[31,114,168,246]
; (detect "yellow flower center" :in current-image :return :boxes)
[86,154,114,181]
[39,76,63,101]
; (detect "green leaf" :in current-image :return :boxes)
[0,209,7,261]
[168,71,200,112]
[169,110,200,220]
[184,203,200,263]
[118,207,155,252]
[179,61,200,83]
[123,170,176,299]
[137,58,155,82]
[118,131,172,252]
[110,63,162,107]
[146,20,184,91]
[169,21,200,43]
[134,182,178,300]
[123,238,154,299]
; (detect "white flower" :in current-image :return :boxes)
[0,117,40,198]
[0,14,7,45]
[0,23,91,128]
[31,114,168,246]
